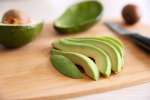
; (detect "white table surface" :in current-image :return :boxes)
[0,0,150,100]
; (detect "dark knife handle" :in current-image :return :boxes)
[127,33,150,53]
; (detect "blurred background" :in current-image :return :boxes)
[0,0,150,100]
[0,0,150,24]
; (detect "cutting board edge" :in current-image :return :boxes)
[16,76,150,100]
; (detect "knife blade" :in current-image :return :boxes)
[105,22,150,53]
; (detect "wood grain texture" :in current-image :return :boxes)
[0,20,150,100]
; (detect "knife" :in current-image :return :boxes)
[105,22,150,53]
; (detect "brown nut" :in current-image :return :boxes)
[122,4,141,25]
[2,9,31,24]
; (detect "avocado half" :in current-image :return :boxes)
[54,0,103,33]
[0,21,43,48]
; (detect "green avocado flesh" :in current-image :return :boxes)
[99,37,124,57]
[51,36,124,80]
[54,1,103,33]
[0,21,43,48]
[52,39,111,77]
[101,36,124,48]
[98,37,125,66]
[67,38,123,73]
[51,49,99,80]
[51,54,83,79]
[68,36,124,57]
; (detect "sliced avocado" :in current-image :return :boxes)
[72,36,125,67]
[51,49,99,80]
[100,37,124,57]
[54,1,103,33]
[68,38,123,73]
[101,36,124,48]
[0,21,43,48]
[98,37,125,66]
[52,39,111,77]
[69,36,124,57]
[51,54,83,79]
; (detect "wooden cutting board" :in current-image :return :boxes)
[0,20,150,100]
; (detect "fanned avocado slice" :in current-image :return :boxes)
[52,39,111,77]
[0,21,43,48]
[54,0,103,33]
[51,49,99,80]
[97,37,125,67]
[51,54,83,79]
[69,36,124,57]
[72,36,125,67]
[96,36,124,58]
[101,36,124,48]
[67,38,123,73]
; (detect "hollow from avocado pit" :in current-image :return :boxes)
[54,1,103,33]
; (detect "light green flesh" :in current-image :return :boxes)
[100,37,124,57]
[51,54,83,79]
[101,36,124,48]
[52,40,111,77]
[0,21,43,26]
[67,38,123,73]
[99,37,125,66]
[51,49,99,80]
[54,1,103,33]
[68,37,125,67]
[69,36,124,57]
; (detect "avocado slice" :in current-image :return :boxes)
[98,37,125,66]
[51,54,83,79]
[51,49,99,80]
[68,38,123,73]
[0,21,43,48]
[54,1,103,33]
[100,37,124,57]
[72,36,125,67]
[52,39,111,77]
[69,36,124,57]
[101,36,124,48]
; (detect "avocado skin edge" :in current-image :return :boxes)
[51,54,83,79]
[54,1,103,33]
[0,22,43,48]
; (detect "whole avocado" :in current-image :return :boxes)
[122,4,141,25]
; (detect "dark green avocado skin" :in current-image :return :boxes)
[0,22,43,48]
[54,20,97,33]
[54,1,103,33]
